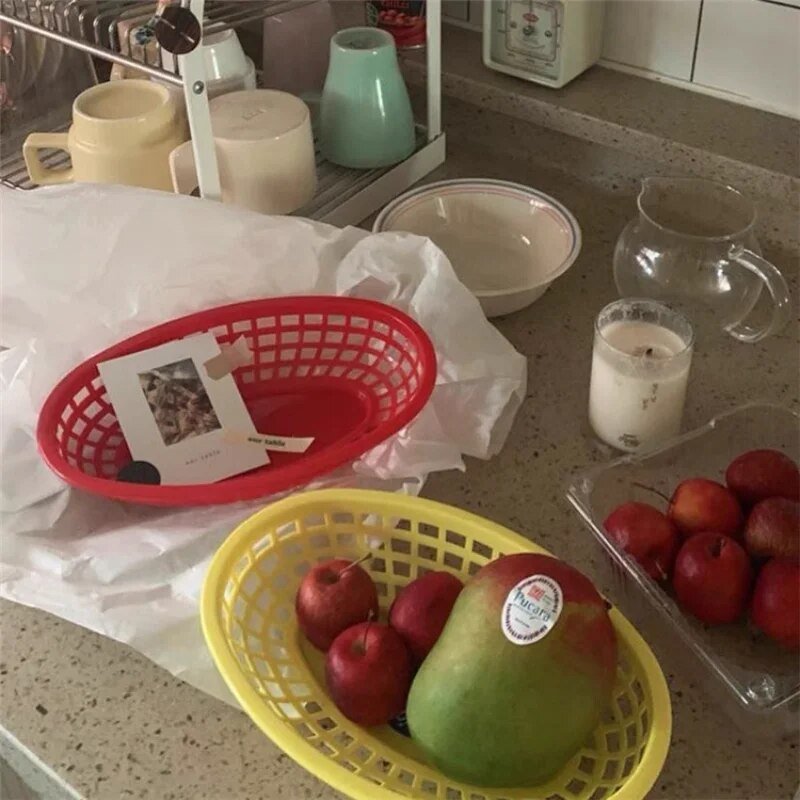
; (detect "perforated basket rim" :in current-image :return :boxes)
[36,297,437,506]
[200,489,672,800]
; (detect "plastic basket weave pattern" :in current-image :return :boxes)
[37,297,436,506]
[201,490,672,800]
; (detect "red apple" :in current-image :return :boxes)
[744,497,800,562]
[295,558,378,651]
[603,502,680,581]
[325,622,412,726]
[726,449,800,506]
[389,571,463,664]
[672,532,752,625]
[668,478,743,540]
[750,559,800,650]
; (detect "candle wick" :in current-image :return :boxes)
[645,347,654,357]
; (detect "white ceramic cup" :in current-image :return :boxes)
[169,89,317,215]
[160,27,253,88]
[201,29,248,81]
[205,57,257,98]
[154,28,256,100]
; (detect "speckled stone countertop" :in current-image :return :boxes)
[2,96,798,799]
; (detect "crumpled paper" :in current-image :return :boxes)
[0,184,526,703]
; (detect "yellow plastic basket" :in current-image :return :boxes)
[201,489,672,800]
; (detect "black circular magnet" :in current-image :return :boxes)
[117,461,162,485]
[155,5,201,56]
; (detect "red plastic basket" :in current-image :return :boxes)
[37,297,436,506]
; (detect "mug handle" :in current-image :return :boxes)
[726,247,791,344]
[168,140,199,196]
[23,132,73,185]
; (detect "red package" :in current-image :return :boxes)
[366,1,426,49]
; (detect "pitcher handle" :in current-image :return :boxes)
[168,140,199,196]
[726,248,791,343]
[23,132,73,185]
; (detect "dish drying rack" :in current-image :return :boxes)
[0,0,445,227]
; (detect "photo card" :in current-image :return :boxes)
[98,333,268,485]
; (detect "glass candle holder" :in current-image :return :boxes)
[589,298,694,452]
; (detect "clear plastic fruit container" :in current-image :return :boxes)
[566,403,799,736]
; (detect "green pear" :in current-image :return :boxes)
[406,553,617,787]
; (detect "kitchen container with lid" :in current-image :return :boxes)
[567,403,800,736]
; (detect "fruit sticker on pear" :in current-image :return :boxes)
[501,575,563,645]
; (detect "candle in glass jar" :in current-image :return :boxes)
[589,299,694,452]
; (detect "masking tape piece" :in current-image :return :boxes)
[204,336,253,380]
[224,430,315,453]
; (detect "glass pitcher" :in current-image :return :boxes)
[613,178,791,343]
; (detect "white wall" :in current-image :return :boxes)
[442,0,482,28]
[692,0,800,115]
[444,0,800,117]
[601,0,701,81]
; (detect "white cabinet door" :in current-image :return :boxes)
[601,0,702,80]
[693,0,800,117]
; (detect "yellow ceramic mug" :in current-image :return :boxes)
[24,80,188,191]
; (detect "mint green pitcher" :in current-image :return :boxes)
[320,27,415,169]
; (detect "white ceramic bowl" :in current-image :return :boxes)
[373,179,582,317]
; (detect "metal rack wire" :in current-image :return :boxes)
[0,0,445,225]
[1,1,322,81]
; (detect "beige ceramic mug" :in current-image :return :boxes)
[169,89,317,215]
[24,80,188,191]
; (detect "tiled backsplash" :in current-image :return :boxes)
[442,0,482,29]
[601,0,701,82]
[442,0,800,118]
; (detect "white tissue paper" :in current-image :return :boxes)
[0,184,526,703]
